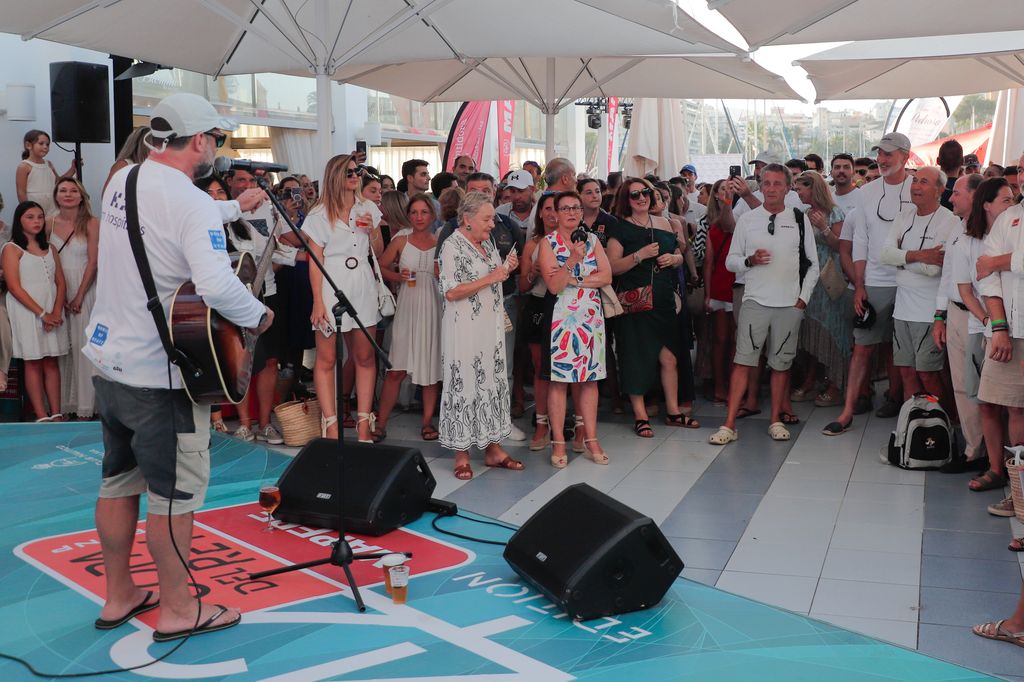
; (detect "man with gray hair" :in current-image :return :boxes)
[880,165,959,407]
[543,157,576,193]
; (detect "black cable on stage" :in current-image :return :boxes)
[430,512,517,547]
[0,362,206,677]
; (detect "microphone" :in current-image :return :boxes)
[214,156,288,175]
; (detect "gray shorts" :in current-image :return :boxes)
[94,376,212,515]
[732,284,744,325]
[892,319,944,372]
[853,285,896,346]
[735,300,803,371]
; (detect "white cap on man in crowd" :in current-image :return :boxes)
[748,155,774,166]
[149,93,238,141]
[505,170,534,190]
[871,132,912,153]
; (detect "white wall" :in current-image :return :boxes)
[0,34,116,226]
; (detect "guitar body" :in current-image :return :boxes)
[169,252,258,404]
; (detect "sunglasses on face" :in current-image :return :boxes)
[345,166,366,178]
[855,169,867,176]
[205,130,227,148]
[629,189,653,200]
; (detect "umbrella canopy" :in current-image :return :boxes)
[621,98,688,178]
[709,0,1024,49]
[794,31,1024,101]
[988,88,1024,166]
[1,0,741,169]
[908,123,992,167]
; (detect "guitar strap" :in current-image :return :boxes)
[123,164,203,381]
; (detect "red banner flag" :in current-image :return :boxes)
[497,100,516,179]
[444,101,491,173]
[607,97,619,171]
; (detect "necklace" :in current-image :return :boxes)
[898,209,938,250]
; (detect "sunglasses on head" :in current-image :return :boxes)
[629,189,653,200]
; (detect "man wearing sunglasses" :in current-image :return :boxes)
[84,93,274,641]
[709,164,819,445]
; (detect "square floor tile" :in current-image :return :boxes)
[607,485,685,525]
[725,538,829,578]
[671,490,764,521]
[922,529,1016,560]
[742,515,836,545]
[750,495,842,525]
[616,468,701,492]
[764,476,850,501]
[813,614,919,649]
[774,460,854,482]
[659,511,748,542]
[838,498,924,528]
[715,570,818,613]
[680,567,721,586]
[844,480,925,505]
[925,501,1012,533]
[666,536,736,571]
[919,586,1023,627]
[921,555,1024,593]
[811,578,920,622]
[918,623,1024,678]
[820,547,920,586]
[828,522,923,555]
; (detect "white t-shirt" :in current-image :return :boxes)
[979,203,1024,339]
[832,187,860,217]
[852,176,913,288]
[733,189,805,219]
[84,161,265,389]
[880,205,959,324]
[685,200,707,229]
[946,228,988,334]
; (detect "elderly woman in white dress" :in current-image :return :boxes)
[438,192,523,480]
[303,154,384,444]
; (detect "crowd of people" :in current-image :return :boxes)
[0,91,1022,649]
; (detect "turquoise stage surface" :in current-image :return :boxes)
[0,423,996,680]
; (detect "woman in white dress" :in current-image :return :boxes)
[48,178,98,419]
[1,201,70,420]
[16,130,75,216]
[438,192,523,480]
[373,193,442,440]
[304,154,384,444]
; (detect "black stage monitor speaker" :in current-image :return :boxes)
[274,438,436,536]
[503,483,683,621]
[50,61,110,144]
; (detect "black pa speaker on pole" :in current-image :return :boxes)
[503,483,683,621]
[274,438,436,536]
[49,61,111,144]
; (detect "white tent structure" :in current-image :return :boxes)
[988,88,1024,166]
[621,98,688,178]
[708,0,1024,49]
[793,31,1024,101]
[0,0,743,168]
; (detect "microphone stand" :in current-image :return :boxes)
[247,176,404,613]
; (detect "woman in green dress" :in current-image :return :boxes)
[606,178,698,438]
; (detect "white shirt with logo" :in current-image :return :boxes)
[880,205,959,324]
[84,161,265,388]
[852,176,913,288]
[979,203,1024,339]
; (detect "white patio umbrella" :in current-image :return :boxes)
[708,0,1024,49]
[621,98,688,178]
[988,88,1024,166]
[793,31,1024,101]
[335,54,801,158]
[0,0,739,170]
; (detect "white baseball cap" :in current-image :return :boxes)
[149,93,238,141]
[505,170,534,190]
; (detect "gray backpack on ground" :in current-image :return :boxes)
[883,393,952,470]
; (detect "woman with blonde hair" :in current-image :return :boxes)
[380,190,412,239]
[302,154,385,443]
[439,186,465,223]
[48,177,99,419]
[104,126,151,191]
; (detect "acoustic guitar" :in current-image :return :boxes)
[169,218,278,404]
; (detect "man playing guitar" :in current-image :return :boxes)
[83,93,272,641]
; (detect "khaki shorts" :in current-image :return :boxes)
[893,319,944,372]
[853,285,896,346]
[732,284,744,325]
[978,337,1024,408]
[734,300,803,371]
[94,376,211,515]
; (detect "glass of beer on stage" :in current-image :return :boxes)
[258,485,281,532]
[389,564,410,604]
[381,553,406,594]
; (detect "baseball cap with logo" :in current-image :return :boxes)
[680,164,697,175]
[148,93,238,142]
[963,153,980,167]
[505,170,534,190]
[871,132,912,153]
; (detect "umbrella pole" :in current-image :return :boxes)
[316,71,333,177]
[544,58,555,162]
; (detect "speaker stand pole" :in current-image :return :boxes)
[74,142,83,182]
[246,175,404,613]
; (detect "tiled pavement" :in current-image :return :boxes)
[266,393,1024,681]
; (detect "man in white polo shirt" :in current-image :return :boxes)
[823,133,913,435]
[709,164,819,445]
[84,94,271,641]
[880,166,959,406]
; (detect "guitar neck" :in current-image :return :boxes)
[242,216,279,299]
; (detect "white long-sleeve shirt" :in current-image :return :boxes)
[880,205,958,323]
[978,203,1024,338]
[726,205,819,307]
[852,176,913,287]
[84,161,265,388]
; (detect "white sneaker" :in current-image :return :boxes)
[233,425,256,442]
[257,424,284,445]
[508,423,527,441]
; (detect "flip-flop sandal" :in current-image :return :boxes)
[634,420,655,438]
[969,469,1008,492]
[822,419,852,436]
[1009,537,1023,552]
[486,456,525,471]
[665,414,700,428]
[95,591,159,630]
[421,425,439,441]
[152,605,241,642]
[972,620,1024,648]
[736,407,761,419]
[453,463,473,480]
[780,411,800,425]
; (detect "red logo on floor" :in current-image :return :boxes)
[17,502,473,628]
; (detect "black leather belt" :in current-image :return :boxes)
[953,301,968,312]
[732,283,743,289]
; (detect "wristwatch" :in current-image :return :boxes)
[574,272,585,287]
[744,256,752,267]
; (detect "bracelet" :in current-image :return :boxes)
[991,318,1008,326]
[992,327,1010,334]
[633,253,641,265]
[934,316,945,322]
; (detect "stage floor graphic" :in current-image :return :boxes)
[0,423,999,681]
